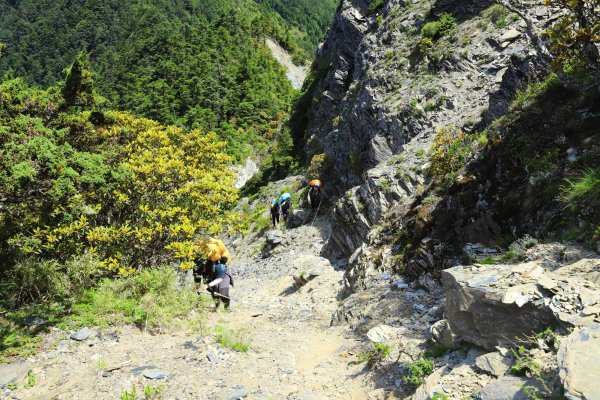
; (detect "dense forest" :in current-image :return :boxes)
[0,0,338,160]
[255,0,340,58]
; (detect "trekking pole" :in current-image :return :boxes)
[310,196,322,227]
[197,290,231,300]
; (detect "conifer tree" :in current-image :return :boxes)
[62,51,95,107]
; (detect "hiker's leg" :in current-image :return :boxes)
[218,275,231,310]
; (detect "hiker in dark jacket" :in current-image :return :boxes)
[308,179,322,212]
[270,199,280,227]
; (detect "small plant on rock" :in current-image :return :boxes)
[144,385,164,399]
[406,355,434,386]
[380,178,392,191]
[215,326,251,352]
[24,372,36,389]
[368,0,384,14]
[510,346,542,376]
[510,345,556,399]
[357,341,391,368]
[121,387,139,400]
[425,126,475,188]
[421,14,451,39]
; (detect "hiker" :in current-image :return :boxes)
[308,179,322,212]
[270,198,280,227]
[195,237,233,309]
[278,192,292,221]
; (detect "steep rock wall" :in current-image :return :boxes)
[307,0,557,258]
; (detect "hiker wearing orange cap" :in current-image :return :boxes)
[308,179,322,212]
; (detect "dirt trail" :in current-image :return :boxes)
[8,219,378,400]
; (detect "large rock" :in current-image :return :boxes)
[266,230,283,245]
[289,209,311,228]
[475,352,513,377]
[0,361,31,388]
[430,319,460,348]
[558,325,600,400]
[70,327,91,341]
[366,324,403,344]
[442,259,600,350]
[442,263,557,350]
[412,366,450,400]
[477,376,542,400]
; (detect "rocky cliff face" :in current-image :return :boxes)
[306,0,598,263]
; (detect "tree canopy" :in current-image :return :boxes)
[0,0,338,161]
[0,73,239,280]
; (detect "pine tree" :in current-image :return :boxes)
[62,51,95,107]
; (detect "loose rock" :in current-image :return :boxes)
[558,325,600,400]
[475,352,512,377]
[70,327,91,341]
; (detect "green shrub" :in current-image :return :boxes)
[511,73,561,111]
[380,178,392,191]
[496,18,508,28]
[306,153,332,180]
[559,168,600,210]
[1,258,69,306]
[510,346,543,376]
[357,342,391,367]
[424,102,437,111]
[0,253,104,308]
[214,326,251,352]
[425,127,475,187]
[69,267,207,333]
[423,344,456,358]
[421,22,441,39]
[368,0,384,14]
[407,356,434,386]
[421,13,456,40]
[24,371,36,388]
[253,216,271,232]
[482,4,509,23]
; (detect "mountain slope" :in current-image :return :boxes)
[0,0,337,161]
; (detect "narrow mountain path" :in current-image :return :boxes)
[10,219,379,400]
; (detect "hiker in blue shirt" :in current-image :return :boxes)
[278,192,292,221]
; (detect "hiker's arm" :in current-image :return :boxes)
[207,278,223,288]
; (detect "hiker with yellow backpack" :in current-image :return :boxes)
[194,237,233,309]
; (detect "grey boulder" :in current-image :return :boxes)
[266,231,283,245]
[558,325,600,400]
[475,352,513,377]
[143,369,165,380]
[70,327,91,341]
[478,376,542,400]
[0,361,31,388]
[442,263,557,350]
